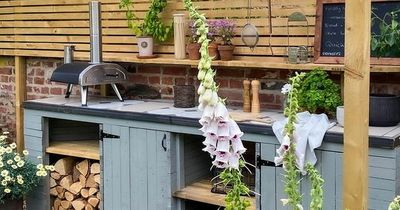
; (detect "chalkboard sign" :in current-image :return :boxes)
[314,0,400,65]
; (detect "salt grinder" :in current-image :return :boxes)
[251,80,260,113]
[243,79,251,112]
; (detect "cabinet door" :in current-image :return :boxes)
[259,143,280,210]
[102,125,173,210]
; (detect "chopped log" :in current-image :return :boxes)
[93,174,100,184]
[50,177,57,188]
[57,190,65,199]
[56,186,65,194]
[88,196,100,207]
[85,204,94,210]
[65,191,76,202]
[54,198,62,210]
[72,166,81,182]
[96,192,101,200]
[59,175,73,190]
[72,199,87,210]
[79,174,87,187]
[54,157,75,175]
[50,187,58,196]
[60,200,71,209]
[76,159,89,176]
[69,182,84,195]
[81,188,90,198]
[58,206,67,210]
[51,172,62,180]
[90,163,100,174]
[88,187,98,197]
[86,174,98,188]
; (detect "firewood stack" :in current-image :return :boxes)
[50,157,101,210]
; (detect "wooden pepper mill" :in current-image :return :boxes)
[243,79,251,112]
[251,80,260,113]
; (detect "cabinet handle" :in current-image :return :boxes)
[161,134,167,151]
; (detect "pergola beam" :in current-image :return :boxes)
[343,0,371,209]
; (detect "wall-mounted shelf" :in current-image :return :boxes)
[46,140,100,160]
[173,179,256,210]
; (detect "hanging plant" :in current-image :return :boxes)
[183,0,251,209]
[279,72,324,210]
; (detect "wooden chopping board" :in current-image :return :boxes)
[230,111,274,125]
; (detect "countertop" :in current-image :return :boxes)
[23,96,400,149]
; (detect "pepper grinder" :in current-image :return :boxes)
[251,80,260,113]
[243,79,251,112]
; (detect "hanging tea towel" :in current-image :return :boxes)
[272,111,334,174]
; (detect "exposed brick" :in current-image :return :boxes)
[36,69,45,77]
[188,68,198,76]
[216,69,244,78]
[218,89,242,101]
[42,61,56,68]
[27,77,33,84]
[27,60,40,67]
[148,76,160,84]
[50,87,62,95]
[260,93,275,103]
[163,67,187,76]
[215,79,229,88]
[229,79,242,89]
[41,87,49,94]
[129,74,148,84]
[175,77,186,85]
[34,77,44,85]
[137,66,161,74]
[0,68,12,75]
[161,86,173,95]
[245,69,266,78]
[162,77,173,85]
[1,76,8,82]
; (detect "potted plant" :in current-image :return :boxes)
[120,0,172,57]
[371,10,400,58]
[297,68,342,117]
[207,20,220,60]
[0,132,53,210]
[217,19,236,61]
[186,21,200,60]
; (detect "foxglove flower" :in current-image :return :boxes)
[212,159,228,168]
[228,153,240,169]
[231,137,246,154]
[216,138,230,153]
[215,151,230,163]
[281,83,292,94]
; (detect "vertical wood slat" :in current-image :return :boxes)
[15,56,26,153]
[343,0,371,209]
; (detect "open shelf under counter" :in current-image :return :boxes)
[46,140,100,160]
[173,179,256,210]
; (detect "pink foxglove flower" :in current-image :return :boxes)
[231,137,246,154]
[203,145,216,157]
[228,152,240,169]
[215,151,230,163]
[216,138,230,153]
[202,136,217,148]
[212,159,228,168]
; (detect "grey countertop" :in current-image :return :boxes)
[23,96,400,149]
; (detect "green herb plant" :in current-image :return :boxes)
[281,72,324,210]
[388,196,400,210]
[371,9,400,57]
[297,68,342,115]
[119,0,172,42]
[0,132,54,203]
[183,0,251,209]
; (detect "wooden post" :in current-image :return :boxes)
[343,0,370,209]
[15,56,26,153]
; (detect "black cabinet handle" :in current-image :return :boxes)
[161,134,167,151]
[105,73,119,78]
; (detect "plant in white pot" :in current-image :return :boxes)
[120,0,172,57]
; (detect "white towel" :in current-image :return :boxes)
[272,111,332,174]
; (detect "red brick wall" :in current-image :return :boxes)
[0,56,399,137]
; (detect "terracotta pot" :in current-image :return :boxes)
[218,45,235,61]
[208,42,220,60]
[137,36,154,57]
[186,43,200,60]
[0,199,23,210]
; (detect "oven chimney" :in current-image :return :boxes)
[89,1,102,64]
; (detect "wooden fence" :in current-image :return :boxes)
[0,0,316,62]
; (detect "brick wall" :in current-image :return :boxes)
[0,56,399,138]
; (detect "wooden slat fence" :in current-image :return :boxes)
[0,0,316,62]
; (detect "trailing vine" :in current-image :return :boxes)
[280,73,324,210]
[183,0,250,209]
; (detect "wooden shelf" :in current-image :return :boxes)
[46,140,100,160]
[173,179,256,210]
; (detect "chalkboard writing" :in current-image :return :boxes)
[316,0,400,63]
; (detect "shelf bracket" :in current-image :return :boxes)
[101,131,120,139]
[256,155,282,169]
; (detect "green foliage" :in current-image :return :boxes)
[0,133,53,203]
[297,68,342,115]
[219,160,251,210]
[388,196,400,210]
[119,0,172,42]
[306,163,324,210]
[371,10,400,57]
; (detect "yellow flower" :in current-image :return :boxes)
[14,155,21,162]
[4,188,11,193]
[5,176,11,181]
[3,131,9,135]
[5,147,12,153]
[7,160,13,165]
[1,180,7,186]
[49,166,55,171]
[0,162,3,168]
[36,164,43,169]
[17,179,24,184]
[36,171,41,176]
[11,165,17,169]
[22,150,29,156]
[17,175,23,180]
[10,143,17,149]
[1,170,9,177]
[37,156,42,159]
[17,161,24,167]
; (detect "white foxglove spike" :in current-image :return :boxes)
[228,153,240,169]
[203,145,216,157]
[202,89,213,103]
[205,120,219,136]
[212,159,228,168]
[215,151,230,163]
[209,91,219,106]
[228,119,244,140]
[197,84,205,95]
[217,123,229,137]
[214,102,229,121]
[203,136,217,147]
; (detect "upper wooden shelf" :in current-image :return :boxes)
[173,179,256,210]
[46,140,100,160]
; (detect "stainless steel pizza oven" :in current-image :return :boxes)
[50,1,127,106]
